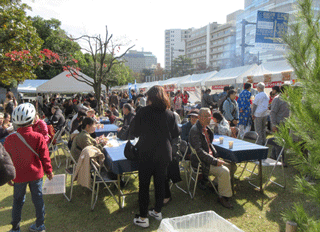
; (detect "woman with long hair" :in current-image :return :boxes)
[131,86,180,228]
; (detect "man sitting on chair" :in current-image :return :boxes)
[189,107,233,209]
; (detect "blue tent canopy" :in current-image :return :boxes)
[17,79,49,93]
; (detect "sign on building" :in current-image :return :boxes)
[255,10,289,45]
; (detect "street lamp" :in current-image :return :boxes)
[171,47,184,77]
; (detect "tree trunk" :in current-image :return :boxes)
[94,82,102,115]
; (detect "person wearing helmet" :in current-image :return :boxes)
[4,103,53,232]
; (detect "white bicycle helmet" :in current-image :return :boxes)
[12,103,36,125]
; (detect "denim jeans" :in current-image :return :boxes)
[11,178,45,230]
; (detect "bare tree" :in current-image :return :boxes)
[65,26,134,114]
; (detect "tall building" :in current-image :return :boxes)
[235,0,320,64]
[123,50,157,73]
[185,10,243,71]
[164,29,192,71]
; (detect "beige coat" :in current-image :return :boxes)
[73,146,105,189]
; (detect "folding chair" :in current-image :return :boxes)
[90,159,120,210]
[48,129,63,168]
[236,131,259,179]
[248,138,286,190]
[63,148,77,202]
[170,140,190,194]
[187,145,219,199]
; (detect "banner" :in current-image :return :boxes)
[164,84,175,92]
[253,81,283,88]
[281,71,292,81]
[183,86,196,91]
[211,85,228,90]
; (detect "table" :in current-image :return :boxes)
[103,141,139,175]
[212,135,269,193]
[95,124,118,137]
[103,140,139,208]
[99,117,110,125]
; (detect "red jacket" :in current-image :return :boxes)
[182,94,189,104]
[32,119,50,144]
[4,126,52,183]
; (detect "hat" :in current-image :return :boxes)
[188,109,199,117]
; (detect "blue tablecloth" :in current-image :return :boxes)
[95,124,119,137]
[212,135,269,163]
[103,141,139,175]
[100,118,110,125]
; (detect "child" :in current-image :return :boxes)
[4,103,53,232]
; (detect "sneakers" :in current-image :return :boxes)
[148,209,162,221]
[29,224,46,232]
[9,229,20,232]
[133,215,149,228]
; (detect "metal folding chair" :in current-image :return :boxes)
[187,145,219,199]
[63,148,77,202]
[48,129,63,168]
[90,159,120,210]
[170,140,190,194]
[236,131,259,179]
[248,138,286,190]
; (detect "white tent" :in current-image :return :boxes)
[138,81,159,92]
[36,71,106,93]
[18,79,49,93]
[179,71,218,103]
[179,71,218,88]
[158,75,191,92]
[204,64,258,91]
[243,60,295,88]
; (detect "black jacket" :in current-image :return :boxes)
[132,106,180,163]
[181,121,192,142]
[189,120,218,176]
[123,112,135,127]
[50,109,65,132]
[0,127,9,140]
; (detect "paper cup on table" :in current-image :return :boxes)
[219,137,224,144]
[229,141,234,149]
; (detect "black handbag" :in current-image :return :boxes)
[124,140,139,161]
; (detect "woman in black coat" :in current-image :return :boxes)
[132,86,180,228]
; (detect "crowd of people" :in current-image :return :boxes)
[0,81,291,230]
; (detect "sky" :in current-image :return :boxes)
[22,0,244,67]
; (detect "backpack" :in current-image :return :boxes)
[218,95,227,113]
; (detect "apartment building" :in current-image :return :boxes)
[123,50,157,73]
[235,0,320,64]
[164,29,192,70]
[185,10,243,71]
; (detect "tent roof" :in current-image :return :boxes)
[158,75,191,86]
[248,60,293,77]
[18,79,49,93]
[179,71,218,88]
[243,60,296,84]
[205,64,258,86]
[36,71,106,93]
[138,81,159,89]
